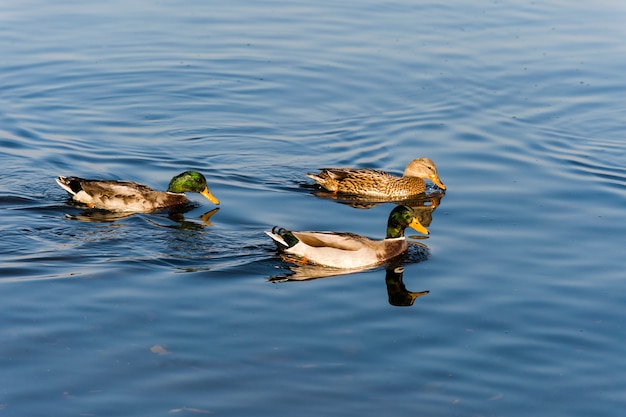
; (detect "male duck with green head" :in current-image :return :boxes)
[266,205,428,269]
[56,170,219,212]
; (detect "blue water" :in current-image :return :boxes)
[1,0,626,416]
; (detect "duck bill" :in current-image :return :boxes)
[408,290,430,303]
[409,218,429,235]
[200,187,220,205]
[430,175,446,190]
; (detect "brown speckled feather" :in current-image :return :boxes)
[307,168,426,198]
[306,158,445,200]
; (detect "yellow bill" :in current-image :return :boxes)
[409,217,429,235]
[200,187,220,205]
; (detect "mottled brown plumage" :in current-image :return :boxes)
[307,157,446,200]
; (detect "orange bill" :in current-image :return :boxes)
[409,217,429,235]
[430,174,446,190]
[200,187,220,205]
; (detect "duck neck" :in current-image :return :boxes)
[386,225,405,239]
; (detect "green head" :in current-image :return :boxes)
[167,171,220,204]
[386,205,429,238]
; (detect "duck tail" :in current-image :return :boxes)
[265,227,299,248]
[56,176,81,196]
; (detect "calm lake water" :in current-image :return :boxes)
[1,0,625,416]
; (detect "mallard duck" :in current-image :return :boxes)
[56,170,219,212]
[265,205,428,269]
[306,157,446,199]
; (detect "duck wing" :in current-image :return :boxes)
[319,168,392,181]
[291,231,371,251]
[56,177,186,212]
[78,180,155,198]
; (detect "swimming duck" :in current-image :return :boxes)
[306,157,446,200]
[265,205,428,269]
[56,170,219,212]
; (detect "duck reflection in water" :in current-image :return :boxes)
[309,191,444,231]
[385,264,429,307]
[62,206,220,229]
[164,207,220,229]
[269,260,429,307]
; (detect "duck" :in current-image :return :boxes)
[265,205,428,269]
[306,157,446,200]
[56,170,219,212]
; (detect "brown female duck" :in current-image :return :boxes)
[307,157,446,200]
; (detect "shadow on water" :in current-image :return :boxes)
[0,197,232,281]
[385,265,430,307]
[59,199,220,230]
[301,175,446,226]
[308,189,445,229]
[269,254,430,307]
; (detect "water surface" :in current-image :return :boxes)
[1,1,626,416]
